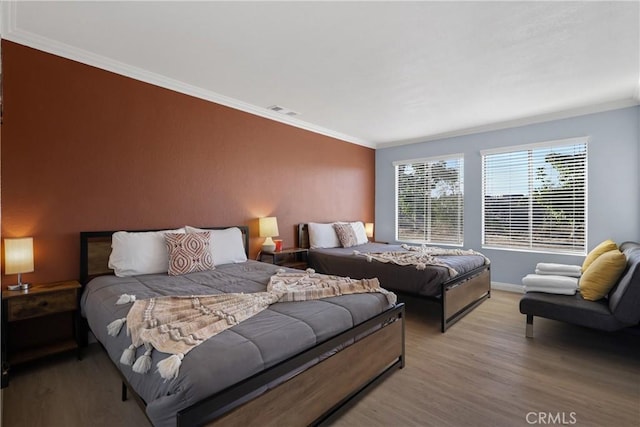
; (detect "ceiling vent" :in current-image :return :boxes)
[268,105,300,117]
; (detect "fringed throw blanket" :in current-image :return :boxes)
[354,244,490,277]
[107,269,396,381]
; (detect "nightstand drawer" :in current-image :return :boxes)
[7,289,77,321]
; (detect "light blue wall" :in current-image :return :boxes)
[375,106,640,286]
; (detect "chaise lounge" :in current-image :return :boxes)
[519,241,640,337]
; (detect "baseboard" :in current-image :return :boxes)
[491,282,524,294]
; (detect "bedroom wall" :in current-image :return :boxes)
[0,41,375,287]
[375,106,640,287]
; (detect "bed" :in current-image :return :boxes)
[79,226,405,427]
[298,223,490,332]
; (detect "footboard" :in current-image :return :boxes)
[180,303,405,426]
[441,266,491,332]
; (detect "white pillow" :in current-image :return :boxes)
[350,221,369,245]
[108,228,185,277]
[308,222,341,249]
[185,226,248,265]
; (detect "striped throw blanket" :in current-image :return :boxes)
[107,269,396,380]
[355,244,489,277]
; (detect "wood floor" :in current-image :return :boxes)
[3,290,639,427]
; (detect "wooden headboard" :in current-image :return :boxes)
[297,223,310,249]
[297,221,364,249]
[79,226,250,285]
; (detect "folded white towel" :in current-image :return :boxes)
[535,268,582,278]
[522,274,579,289]
[524,285,577,295]
[535,263,582,277]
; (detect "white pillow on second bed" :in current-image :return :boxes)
[308,222,341,249]
[350,221,369,245]
[308,221,368,249]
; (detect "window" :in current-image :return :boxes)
[482,137,587,254]
[395,154,464,245]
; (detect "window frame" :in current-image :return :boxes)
[481,137,588,255]
[394,153,465,246]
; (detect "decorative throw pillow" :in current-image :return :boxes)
[333,223,359,248]
[165,232,214,276]
[582,239,617,272]
[579,249,627,301]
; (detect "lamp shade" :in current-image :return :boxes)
[4,237,34,275]
[365,222,374,238]
[259,217,279,238]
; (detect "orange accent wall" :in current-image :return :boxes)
[0,41,374,286]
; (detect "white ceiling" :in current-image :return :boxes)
[2,1,639,148]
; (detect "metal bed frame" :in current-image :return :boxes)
[79,226,405,426]
[298,223,490,332]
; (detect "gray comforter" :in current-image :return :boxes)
[308,243,487,296]
[80,260,393,427]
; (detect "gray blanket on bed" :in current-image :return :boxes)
[81,260,393,427]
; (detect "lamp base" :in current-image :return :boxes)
[262,243,276,253]
[262,237,276,253]
[7,283,29,291]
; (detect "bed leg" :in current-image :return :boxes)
[122,381,128,401]
[525,315,534,338]
[401,309,406,368]
[441,284,447,333]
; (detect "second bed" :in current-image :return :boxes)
[298,223,491,332]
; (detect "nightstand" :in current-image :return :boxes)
[259,248,309,270]
[2,280,81,386]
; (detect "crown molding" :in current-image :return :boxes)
[2,2,637,151]
[0,2,374,149]
[376,97,640,149]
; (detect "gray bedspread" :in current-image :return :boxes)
[80,260,393,427]
[308,243,487,297]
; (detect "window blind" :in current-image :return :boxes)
[395,155,464,245]
[482,138,587,254]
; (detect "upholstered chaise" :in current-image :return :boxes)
[519,242,640,337]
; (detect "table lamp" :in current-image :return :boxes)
[365,222,374,240]
[5,237,34,291]
[259,217,279,252]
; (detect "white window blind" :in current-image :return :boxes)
[395,155,464,245]
[482,138,587,254]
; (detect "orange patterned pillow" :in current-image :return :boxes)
[165,232,214,276]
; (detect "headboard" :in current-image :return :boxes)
[80,226,250,285]
[297,221,363,249]
[297,223,310,249]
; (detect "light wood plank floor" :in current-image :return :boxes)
[3,290,639,427]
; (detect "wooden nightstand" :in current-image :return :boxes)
[1,280,81,386]
[259,248,309,270]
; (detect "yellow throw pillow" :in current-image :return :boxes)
[579,249,627,301]
[582,239,617,272]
